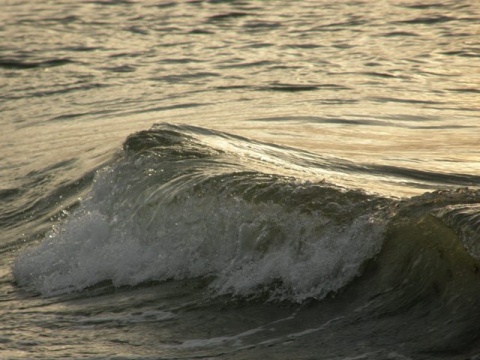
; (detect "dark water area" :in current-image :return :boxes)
[1,1,480,359]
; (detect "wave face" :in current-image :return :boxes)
[12,124,480,309]
[13,124,390,301]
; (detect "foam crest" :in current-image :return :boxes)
[13,126,389,301]
[14,174,385,301]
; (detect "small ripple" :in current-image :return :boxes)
[259,84,321,92]
[207,12,252,22]
[252,116,387,126]
[218,60,275,69]
[154,2,177,9]
[124,25,149,35]
[360,71,404,79]
[100,65,137,73]
[412,125,477,130]
[131,102,210,115]
[158,58,205,64]
[257,83,350,93]
[313,19,367,31]
[369,96,444,105]
[108,51,147,59]
[31,83,109,98]
[446,88,480,94]
[282,43,323,49]
[401,3,449,10]
[0,58,73,70]
[441,50,480,58]
[369,165,480,187]
[214,85,251,91]
[85,0,136,5]
[61,46,103,52]
[243,21,282,31]
[381,31,419,37]
[150,72,220,83]
[189,28,215,35]
[17,15,79,25]
[49,113,89,122]
[395,15,456,25]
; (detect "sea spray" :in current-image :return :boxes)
[13,125,390,301]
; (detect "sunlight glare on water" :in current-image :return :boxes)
[2,0,479,197]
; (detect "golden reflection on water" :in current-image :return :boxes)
[2,0,479,198]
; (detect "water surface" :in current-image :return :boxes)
[1,1,480,359]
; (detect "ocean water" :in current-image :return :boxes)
[1,0,480,359]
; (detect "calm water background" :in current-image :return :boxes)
[1,0,480,359]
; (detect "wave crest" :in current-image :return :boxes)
[13,124,389,301]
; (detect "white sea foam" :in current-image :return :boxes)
[13,157,386,302]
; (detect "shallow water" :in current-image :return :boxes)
[2,0,480,359]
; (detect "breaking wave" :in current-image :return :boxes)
[13,124,480,306]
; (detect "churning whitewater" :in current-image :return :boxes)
[13,124,390,301]
[13,124,480,311]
